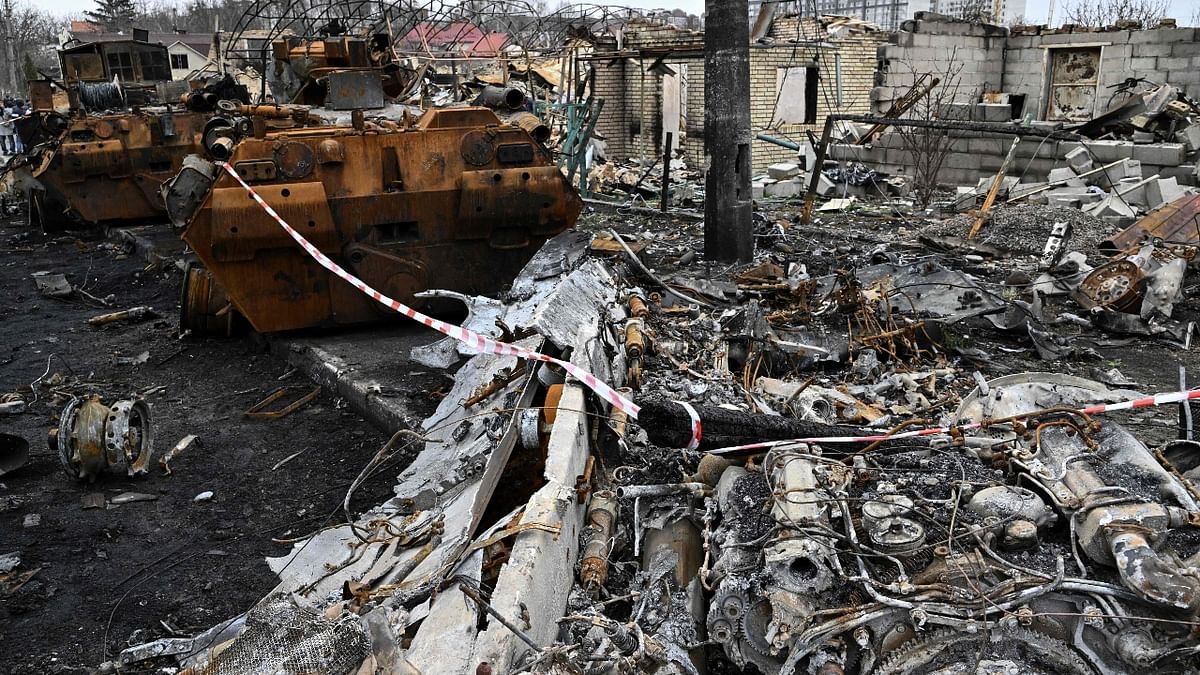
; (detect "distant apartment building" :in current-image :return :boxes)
[931,0,1027,24]
[750,0,931,30]
[750,0,1024,29]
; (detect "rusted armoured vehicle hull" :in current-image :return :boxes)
[174,107,582,333]
[31,111,208,228]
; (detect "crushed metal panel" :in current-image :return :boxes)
[1100,193,1200,254]
[1046,47,1101,122]
[325,70,385,110]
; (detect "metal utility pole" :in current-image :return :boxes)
[703,0,753,263]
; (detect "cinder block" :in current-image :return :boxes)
[816,173,836,197]
[1048,166,1085,187]
[1085,140,1135,163]
[939,102,974,120]
[1115,177,1147,206]
[1128,56,1158,70]
[975,103,1012,122]
[1130,27,1196,43]
[1092,159,1142,189]
[1046,195,1082,209]
[1064,146,1095,173]
[1047,187,1104,205]
[1146,176,1189,209]
[1134,43,1173,58]
[1131,143,1186,166]
[768,162,801,180]
[1086,194,1138,218]
[1158,57,1192,70]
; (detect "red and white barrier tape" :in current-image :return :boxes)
[675,400,702,452]
[216,161,641,419]
[705,389,1200,455]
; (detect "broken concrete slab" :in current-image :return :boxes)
[1086,193,1138,218]
[1065,146,1095,173]
[1047,166,1085,187]
[765,179,802,198]
[767,162,801,180]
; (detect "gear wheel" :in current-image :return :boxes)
[872,626,1098,675]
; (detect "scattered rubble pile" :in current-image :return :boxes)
[95,186,1200,673]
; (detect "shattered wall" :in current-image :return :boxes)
[874,16,1200,118]
[592,16,884,173]
[753,17,884,169]
[873,15,1006,108]
[855,15,1200,189]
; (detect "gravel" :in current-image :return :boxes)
[919,204,1117,255]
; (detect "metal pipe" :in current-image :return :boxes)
[509,111,549,144]
[616,482,710,499]
[756,132,800,150]
[474,85,526,110]
[580,491,618,589]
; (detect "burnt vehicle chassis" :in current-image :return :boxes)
[163,106,582,333]
[25,109,211,230]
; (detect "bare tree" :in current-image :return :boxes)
[891,49,967,208]
[1007,12,1030,26]
[1062,0,1169,27]
[0,0,59,94]
[954,0,997,24]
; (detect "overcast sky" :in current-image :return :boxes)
[33,0,1200,26]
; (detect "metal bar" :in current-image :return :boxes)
[756,132,800,150]
[826,114,1081,140]
[1003,158,1125,204]
[855,76,941,145]
[970,137,1021,238]
[802,115,834,224]
[660,131,674,212]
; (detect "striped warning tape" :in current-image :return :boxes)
[216,161,642,419]
[704,389,1200,455]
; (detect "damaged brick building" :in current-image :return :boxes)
[591,14,885,173]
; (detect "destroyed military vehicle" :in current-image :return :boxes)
[17,35,249,230]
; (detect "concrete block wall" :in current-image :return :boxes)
[876,23,1200,120]
[835,133,1196,189]
[1003,28,1200,119]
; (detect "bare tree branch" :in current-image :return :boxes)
[1062,0,1169,28]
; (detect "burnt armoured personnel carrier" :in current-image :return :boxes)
[163,105,583,333]
[20,38,247,230]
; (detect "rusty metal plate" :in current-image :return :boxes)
[456,166,582,240]
[1101,194,1200,254]
[461,130,497,166]
[326,70,385,110]
[274,142,315,179]
[209,182,338,262]
[233,160,278,182]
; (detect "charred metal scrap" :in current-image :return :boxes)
[113,218,1200,674]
